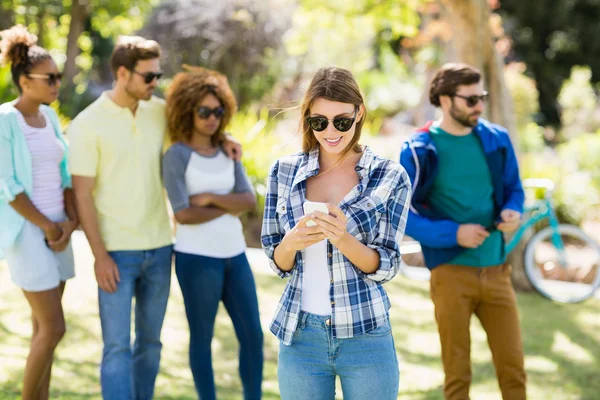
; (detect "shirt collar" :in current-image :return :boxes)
[291,145,374,189]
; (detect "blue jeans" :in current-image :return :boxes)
[175,251,264,400]
[98,245,173,400]
[278,312,399,400]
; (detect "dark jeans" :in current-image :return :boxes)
[99,245,173,400]
[175,251,264,400]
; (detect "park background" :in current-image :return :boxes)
[1,0,600,398]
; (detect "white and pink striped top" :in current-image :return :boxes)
[16,110,65,216]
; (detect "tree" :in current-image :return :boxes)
[499,0,600,128]
[141,0,291,108]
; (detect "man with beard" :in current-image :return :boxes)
[68,36,241,399]
[399,63,526,400]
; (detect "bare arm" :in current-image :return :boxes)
[72,175,121,293]
[174,206,227,225]
[190,192,256,214]
[273,239,298,272]
[336,233,380,274]
[9,193,61,239]
[72,176,106,258]
[63,188,79,225]
[46,188,80,252]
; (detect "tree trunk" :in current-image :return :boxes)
[60,0,89,105]
[437,0,532,291]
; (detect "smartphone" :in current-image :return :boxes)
[303,201,329,227]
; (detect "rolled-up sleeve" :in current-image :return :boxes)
[364,169,412,283]
[260,160,292,278]
[0,119,25,203]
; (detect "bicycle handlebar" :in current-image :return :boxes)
[522,178,555,196]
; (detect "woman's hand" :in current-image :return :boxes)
[43,222,62,242]
[47,220,78,252]
[312,203,349,247]
[189,193,214,207]
[280,215,327,251]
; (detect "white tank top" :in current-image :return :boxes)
[301,239,332,316]
[16,110,64,216]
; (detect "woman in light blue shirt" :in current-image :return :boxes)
[0,25,77,399]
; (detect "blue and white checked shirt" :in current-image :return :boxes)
[261,146,411,345]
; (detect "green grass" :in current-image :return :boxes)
[1,234,600,399]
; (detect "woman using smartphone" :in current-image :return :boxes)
[162,67,263,400]
[0,25,77,399]
[261,67,411,399]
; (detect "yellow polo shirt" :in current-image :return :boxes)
[68,92,172,251]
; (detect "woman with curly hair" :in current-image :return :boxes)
[162,67,263,400]
[0,25,77,399]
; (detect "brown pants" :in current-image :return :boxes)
[430,264,527,400]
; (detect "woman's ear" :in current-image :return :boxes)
[19,74,29,92]
[356,104,366,123]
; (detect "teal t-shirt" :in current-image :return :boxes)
[428,124,505,267]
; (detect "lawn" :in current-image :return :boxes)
[1,232,599,399]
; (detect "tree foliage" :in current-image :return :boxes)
[141,0,292,108]
[499,0,600,127]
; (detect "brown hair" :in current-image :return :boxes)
[301,67,365,155]
[0,25,51,92]
[110,35,161,78]
[166,66,237,145]
[429,63,481,107]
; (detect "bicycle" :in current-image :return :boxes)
[400,178,600,303]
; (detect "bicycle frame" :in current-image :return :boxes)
[505,198,567,265]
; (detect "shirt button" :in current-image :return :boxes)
[325,319,331,326]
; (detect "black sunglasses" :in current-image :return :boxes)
[306,109,357,132]
[452,91,489,107]
[27,72,63,86]
[197,106,225,119]
[131,70,163,84]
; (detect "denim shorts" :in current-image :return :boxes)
[4,211,75,292]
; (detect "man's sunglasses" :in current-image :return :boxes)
[452,91,489,107]
[131,70,163,84]
[306,109,357,132]
[27,72,63,86]
[197,106,225,119]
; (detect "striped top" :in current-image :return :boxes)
[16,110,64,216]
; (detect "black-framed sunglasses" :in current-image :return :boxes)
[197,106,225,119]
[27,72,63,86]
[131,70,163,84]
[306,108,357,132]
[452,91,489,107]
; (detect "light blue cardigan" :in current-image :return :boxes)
[0,102,72,251]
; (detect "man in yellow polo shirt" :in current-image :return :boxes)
[69,36,241,400]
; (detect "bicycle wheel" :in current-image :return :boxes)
[524,224,600,303]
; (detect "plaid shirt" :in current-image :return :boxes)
[261,146,411,345]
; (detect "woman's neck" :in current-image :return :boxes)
[14,96,42,117]
[318,147,360,174]
[187,132,214,151]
